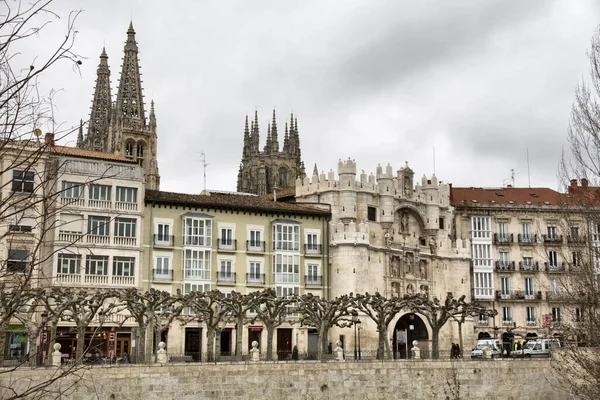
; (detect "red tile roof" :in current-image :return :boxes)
[450,186,562,207]
[145,189,330,216]
[51,145,136,163]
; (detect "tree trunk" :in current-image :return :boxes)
[458,321,464,359]
[214,329,221,362]
[384,330,391,359]
[266,325,274,361]
[0,319,9,364]
[377,323,387,360]
[27,327,39,367]
[235,315,243,361]
[75,325,86,362]
[318,324,329,360]
[206,328,215,362]
[431,327,440,359]
[138,323,147,364]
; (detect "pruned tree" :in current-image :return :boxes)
[221,291,262,361]
[250,288,295,361]
[295,293,354,360]
[410,292,494,359]
[353,292,419,360]
[450,301,497,358]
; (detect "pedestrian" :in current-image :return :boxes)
[328,342,332,354]
[451,343,456,359]
[292,345,299,361]
[455,343,461,358]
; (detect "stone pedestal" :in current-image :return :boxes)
[52,343,62,367]
[411,340,420,360]
[482,346,491,359]
[250,340,260,362]
[156,342,168,365]
[335,340,344,361]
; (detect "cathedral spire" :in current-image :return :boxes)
[76,119,84,148]
[252,110,259,154]
[271,109,278,153]
[149,100,156,130]
[116,21,146,127]
[283,122,289,153]
[86,47,112,151]
[312,163,318,178]
[264,122,271,153]
[242,114,250,158]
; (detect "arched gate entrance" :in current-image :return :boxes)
[392,313,429,359]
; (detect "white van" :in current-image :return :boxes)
[471,339,502,359]
[522,338,561,358]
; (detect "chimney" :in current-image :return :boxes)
[582,178,589,189]
[44,133,55,146]
[449,183,453,202]
[570,179,577,188]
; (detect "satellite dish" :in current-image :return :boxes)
[33,128,42,137]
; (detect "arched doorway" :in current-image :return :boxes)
[393,313,428,359]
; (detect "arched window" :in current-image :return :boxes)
[278,168,287,188]
[125,142,134,158]
[137,142,145,167]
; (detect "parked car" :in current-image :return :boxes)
[471,339,502,359]
[522,338,561,358]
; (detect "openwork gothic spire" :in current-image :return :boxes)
[116,22,146,126]
[83,47,112,150]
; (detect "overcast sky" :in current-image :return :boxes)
[22,0,600,193]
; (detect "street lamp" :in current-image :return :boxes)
[351,310,359,360]
[40,311,48,366]
[357,324,362,361]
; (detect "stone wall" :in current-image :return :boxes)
[1,359,567,399]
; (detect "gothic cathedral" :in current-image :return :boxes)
[77,23,160,190]
[237,110,306,195]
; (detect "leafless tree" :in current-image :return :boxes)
[221,291,262,361]
[250,288,295,361]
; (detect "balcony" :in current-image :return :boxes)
[495,261,516,272]
[246,240,265,253]
[154,234,174,248]
[217,239,237,252]
[88,199,111,209]
[542,234,563,244]
[113,236,137,246]
[304,275,323,287]
[183,270,210,281]
[246,273,265,286]
[55,272,136,287]
[115,201,138,211]
[546,263,566,273]
[512,290,526,300]
[518,234,537,244]
[86,234,110,244]
[568,234,587,244]
[272,273,300,284]
[519,261,540,273]
[58,231,83,243]
[216,271,236,285]
[502,320,514,326]
[526,319,537,326]
[496,290,512,300]
[304,244,322,256]
[524,291,543,301]
[477,318,489,326]
[546,291,565,302]
[493,233,513,245]
[153,269,173,282]
[60,196,84,207]
[272,242,300,252]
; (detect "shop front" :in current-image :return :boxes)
[55,327,132,359]
[4,326,28,362]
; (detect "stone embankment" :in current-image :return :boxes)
[0,359,566,399]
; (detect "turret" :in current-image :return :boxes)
[76,119,84,148]
[397,162,414,199]
[115,22,146,129]
[377,163,394,225]
[149,100,157,131]
[338,158,357,222]
[422,174,440,231]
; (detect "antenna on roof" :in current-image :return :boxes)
[199,151,209,192]
[527,148,531,188]
[433,146,436,175]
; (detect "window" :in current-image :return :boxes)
[220,260,233,277]
[114,218,136,237]
[497,222,508,239]
[306,233,319,252]
[116,187,137,203]
[552,307,561,322]
[249,230,262,248]
[549,278,559,294]
[499,251,509,266]
[524,277,534,297]
[183,249,211,280]
[88,216,110,236]
[86,255,109,275]
[89,184,111,201]
[7,249,29,272]
[547,226,556,239]
[522,257,533,267]
[113,257,135,276]
[548,250,558,267]
[472,244,492,266]
[57,254,81,274]
[576,308,585,322]
[522,223,532,240]
[156,223,171,243]
[500,277,510,296]
[306,264,319,285]
[273,254,300,283]
[471,216,491,239]
[183,282,210,294]
[12,170,34,193]
[273,224,300,251]
[278,168,287,187]
[61,182,82,198]
[183,217,212,246]
[125,142,134,157]
[367,206,376,222]
[526,307,536,323]
[438,217,445,230]
[276,286,299,316]
[473,272,493,297]
[155,256,170,276]
[592,222,600,242]
[502,306,512,322]
[8,209,35,233]
[220,228,233,246]
[249,261,262,280]
[571,226,579,239]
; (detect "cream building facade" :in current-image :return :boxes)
[294,159,473,357]
[143,189,330,360]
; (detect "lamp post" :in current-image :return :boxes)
[357,324,361,360]
[40,311,48,366]
[351,310,358,360]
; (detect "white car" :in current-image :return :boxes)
[522,339,561,358]
[471,339,502,359]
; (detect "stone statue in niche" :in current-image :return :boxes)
[406,284,414,296]
[419,261,427,280]
[405,253,414,274]
[404,177,411,195]
[429,237,437,255]
[391,282,400,297]
[390,256,399,277]
[420,285,429,297]
[400,211,409,233]
[384,231,392,249]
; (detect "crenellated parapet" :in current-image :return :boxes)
[329,220,370,246]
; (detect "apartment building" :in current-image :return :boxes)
[143,189,330,359]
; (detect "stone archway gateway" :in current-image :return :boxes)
[392,313,429,359]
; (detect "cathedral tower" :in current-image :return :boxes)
[237,110,305,195]
[79,22,160,190]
